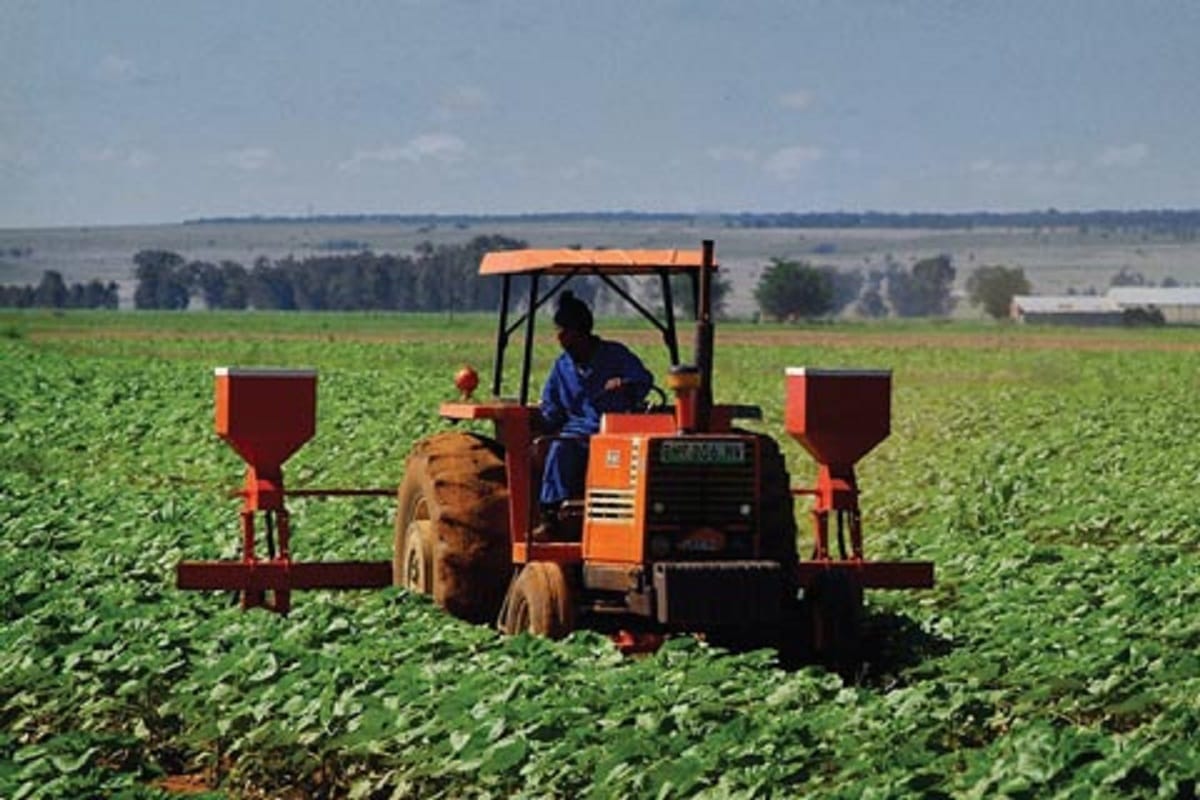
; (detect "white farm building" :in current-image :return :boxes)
[1010,295,1122,325]
[1106,288,1200,324]
[1012,288,1200,325]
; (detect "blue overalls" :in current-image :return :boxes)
[539,339,652,506]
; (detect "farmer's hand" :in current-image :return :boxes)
[603,377,624,392]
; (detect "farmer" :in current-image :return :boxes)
[536,290,652,539]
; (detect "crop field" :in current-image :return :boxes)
[3,310,1200,798]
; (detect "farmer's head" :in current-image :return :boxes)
[553,290,594,356]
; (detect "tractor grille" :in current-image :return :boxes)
[586,488,636,522]
[645,438,756,533]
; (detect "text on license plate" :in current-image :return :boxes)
[659,440,746,465]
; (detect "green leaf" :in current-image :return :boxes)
[50,747,98,774]
[480,737,528,774]
[449,730,470,754]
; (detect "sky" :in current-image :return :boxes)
[2,0,1198,227]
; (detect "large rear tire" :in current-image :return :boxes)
[394,432,510,623]
[499,561,575,639]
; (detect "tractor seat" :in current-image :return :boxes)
[557,499,585,541]
[532,498,585,543]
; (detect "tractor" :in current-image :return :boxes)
[177,240,932,663]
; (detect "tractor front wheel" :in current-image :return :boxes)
[398,518,433,594]
[393,432,510,623]
[499,562,575,639]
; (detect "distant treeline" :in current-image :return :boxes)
[184,209,1200,236]
[0,271,119,309]
[132,235,528,310]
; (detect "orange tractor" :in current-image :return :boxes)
[178,241,932,662]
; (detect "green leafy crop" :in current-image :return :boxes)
[2,311,1199,798]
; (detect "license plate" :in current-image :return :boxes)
[658,440,746,465]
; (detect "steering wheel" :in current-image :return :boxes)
[642,384,668,413]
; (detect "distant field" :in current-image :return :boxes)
[9,311,1200,370]
[2,219,1199,315]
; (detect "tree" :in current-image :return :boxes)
[82,279,119,309]
[1110,267,1149,287]
[1123,306,1165,326]
[186,261,228,309]
[882,263,918,316]
[133,250,188,309]
[247,256,294,309]
[819,266,865,315]
[753,258,833,321]
[123,236,529,313]
[966,264,1032,319]
[642,271,732,320]
[218,262,248,309]
[911,255,957,316]
[0,284,34,307]
[34,271,68,308]
[886,255,956,317]
[854,270,888,318]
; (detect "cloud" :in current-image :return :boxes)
[968,158,1012,178]
[1097,143,1148,168]
[0,140,38,169]
[706,146,758,164]
[125,149,157,169]
[970,146,1151,182]
[80,147,118,164]
[96,54,140,84]
[764,145,824,180]
[435,86,490,120]
[80,146,156,169]
[778,90,813,111]
[559,156,607,181]
[498,153,531,171]
[220,147,277,172]
[339,134,469,172]
[969,157,1077,179]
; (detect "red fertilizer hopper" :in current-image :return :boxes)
[176,368,392,613]
[787,368,933,590]
[214,367,316,510]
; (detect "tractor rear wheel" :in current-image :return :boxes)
[499,561,575,639]
[394,431,510,623]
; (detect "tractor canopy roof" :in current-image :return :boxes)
[479,242,719,404]
[479,248,718,276]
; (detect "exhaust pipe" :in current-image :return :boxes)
[694,239,715,432]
